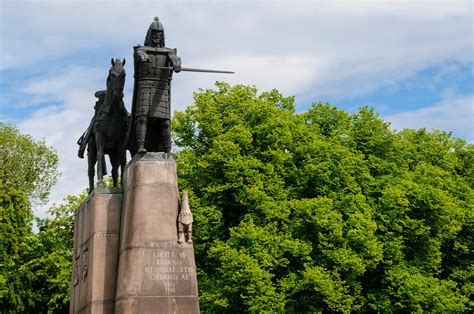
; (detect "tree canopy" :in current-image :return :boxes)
[0,123,59,205]
[172,82,473,312]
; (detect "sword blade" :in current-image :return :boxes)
[157,66,234,74]
[181,67,234,74]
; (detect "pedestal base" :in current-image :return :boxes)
[115,153,200,313]
[70,187,122,314]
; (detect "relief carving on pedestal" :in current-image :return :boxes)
[178,191,193,244]
[81,248,89,281]
[73,258,80,287]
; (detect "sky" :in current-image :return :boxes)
[1,0,473,218]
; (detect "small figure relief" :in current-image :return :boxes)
[81,248,89,281]
[73,256,80,287]
[178,191,193,244]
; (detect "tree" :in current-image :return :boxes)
[0,182,33,311]
[23,192,86,313]
[0,124,60,312]
[0,123,59,205]
[173,82,473,312]
[0,186,86,313]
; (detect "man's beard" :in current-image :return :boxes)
[152,37,161,47]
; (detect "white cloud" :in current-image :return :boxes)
[18,104,89,217]
[384,94,474,142]
[21,67,102,95]
[15,66,110,217]
[170,53,322,111]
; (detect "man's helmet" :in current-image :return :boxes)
[144,16,165,47]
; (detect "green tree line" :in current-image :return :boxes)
[173,83,473,312]
[0,83,472,312]
[0,122,81,312]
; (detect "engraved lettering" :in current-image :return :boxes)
[165,282,176,294]
[145,249,194,285]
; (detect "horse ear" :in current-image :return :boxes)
[122,59,126,66]
[111,58,115,66]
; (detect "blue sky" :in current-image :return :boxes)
[1,0,473,217]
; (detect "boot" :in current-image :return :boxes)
[178,230,185,243]
[186,230,193,244]
[136,117,148,154]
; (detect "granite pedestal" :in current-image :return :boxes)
[70,187,122,314]
[114,153,200,313]
[71,153,200,313]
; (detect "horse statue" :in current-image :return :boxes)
[77,58,129,193]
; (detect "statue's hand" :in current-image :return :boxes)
[169,54,181,72]
[136,51,150,62]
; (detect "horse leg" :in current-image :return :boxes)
[95,125,105,187]
[87,136,97,193]
[120,148,127,187]
[109,152,119,187]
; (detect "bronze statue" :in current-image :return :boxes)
[126,17,180,154]
[78,90,106,159]
[126,17,233,155]
[77,59,129,193]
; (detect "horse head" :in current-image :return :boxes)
[108,58,126,101]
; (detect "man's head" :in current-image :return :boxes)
[150,29,163,47]
[144,17,165,47]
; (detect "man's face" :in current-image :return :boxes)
[151,30,162,47]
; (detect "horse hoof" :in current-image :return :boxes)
[138,148,147,154]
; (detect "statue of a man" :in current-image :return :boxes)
[77,90,107,159]
[127,17,181,154]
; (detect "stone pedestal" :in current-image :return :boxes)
[70,187,122,314]
[115,153,200,313]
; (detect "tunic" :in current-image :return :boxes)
[134,46,179,119]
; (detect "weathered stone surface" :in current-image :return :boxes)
[70,187,122,314]
[71,153,200,313]
[115,153,200,313]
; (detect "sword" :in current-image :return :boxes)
[157,66,234,74]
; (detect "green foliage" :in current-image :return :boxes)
[2,83,472,312]
[34,193,86,311]
[0,190,86,313]
[0,124,79,313]
[0,123,59,205]
[0,183,34,312]
[173,82,473,312]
